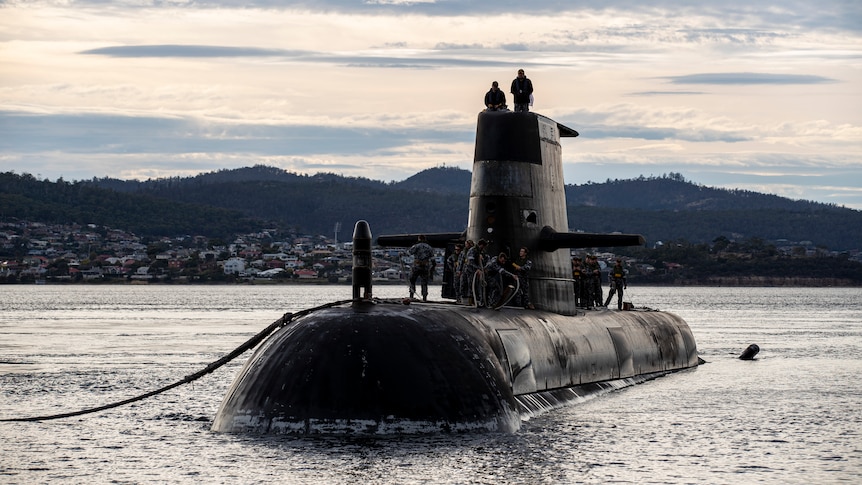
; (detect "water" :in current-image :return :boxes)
[1,285,860,483]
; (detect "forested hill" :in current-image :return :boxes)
[88,165,471,195]
[562,173,862,250]
[565,174,835,211]
[2,167,860,251]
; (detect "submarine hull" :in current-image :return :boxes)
[212,300,698,434]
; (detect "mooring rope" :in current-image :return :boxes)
[493,278,520,310]
[0,298,354,423]
[471,270,485,308]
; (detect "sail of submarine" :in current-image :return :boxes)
[211,111,700,434]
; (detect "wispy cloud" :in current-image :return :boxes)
[80,44,541,69]
[628,91,706,96]
[80,45,310,58]
[665,73,836,85]
[0,111,464,156]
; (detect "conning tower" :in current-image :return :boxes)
[469,111,579,314]
[380,111,643,311]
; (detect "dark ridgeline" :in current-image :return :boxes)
[3,162,861,251]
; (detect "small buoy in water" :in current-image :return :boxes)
[739,344,760,360]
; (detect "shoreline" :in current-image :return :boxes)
[10,277,861,288]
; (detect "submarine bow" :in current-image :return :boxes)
[212,303,520,434]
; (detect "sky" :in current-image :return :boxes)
[1,0,861,208]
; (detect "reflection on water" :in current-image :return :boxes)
[1,285,861,483]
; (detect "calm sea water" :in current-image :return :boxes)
[1,284,860,484]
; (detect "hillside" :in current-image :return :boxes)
[393,166,472,194]
[563,174,860,249]
[0,172,261,238]
[3,167,861,251]
[565,173,838,211]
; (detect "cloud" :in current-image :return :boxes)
[79,44,542,69]
[581,125,751,143]
[0,110,466,157]
[80,45,310,58]
[665,73,836,85]
[628,91,706,96]
[28,1,862,27]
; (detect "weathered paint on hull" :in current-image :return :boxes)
[211,300,698,434]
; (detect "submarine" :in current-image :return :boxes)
[211,111,700,434]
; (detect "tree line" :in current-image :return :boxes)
[3,168,861,252]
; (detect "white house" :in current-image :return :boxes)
[381,267,402,280]
[131,266,152,280]
[258,268,285,278]
[223,257,246,275]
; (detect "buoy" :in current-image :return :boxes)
[739,344,760,360]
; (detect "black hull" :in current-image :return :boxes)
[212,300,698,434]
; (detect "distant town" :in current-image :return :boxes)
[2,219,860,285]
[1,220,428,284]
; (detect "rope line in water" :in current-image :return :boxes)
[0,298,354,423]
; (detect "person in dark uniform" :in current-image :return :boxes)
[407,235,434,301]
[484,81,507,111]
[572,256,585,308]
[464,239,488,305]
[511,246,534,309]
[457,240,474,304]
[447,244,463,301]
[510,69,534,112]
[484,252,518,307]
[604,259,628,310]
[586,255,603,308]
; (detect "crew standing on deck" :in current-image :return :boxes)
[604,259,628,310]
[586,255,603,308]
[464,239,488,306]
[485,252,518,308]
[457,240,474,304]
[512,247,534,309]
[447,243,463,302]
[510,69,534,113]
[407,235,434,301]
[572,256,585,308]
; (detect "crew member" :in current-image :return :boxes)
[407,235,434,301]
[464,239,488,306]
[457,240,474,303]
[512,246,534,309]
[572,256,585,308]
[510,69,534,112]
[604,259,628,310]
[484,81,507,111]
[484,252,518,308]
[446,244,463,301]
[586,255,603,308]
